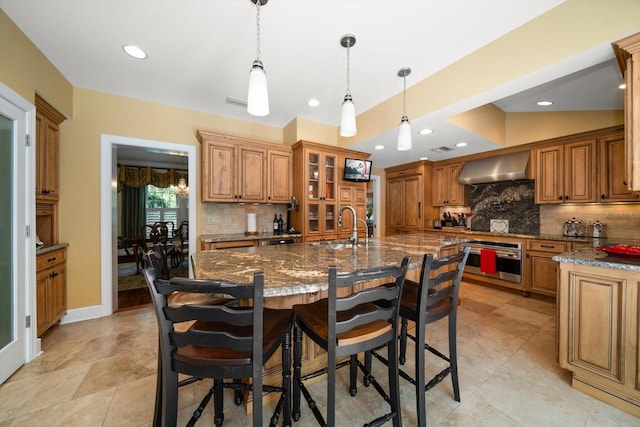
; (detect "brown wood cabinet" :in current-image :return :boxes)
[432,162,466,206]
[35,95,65,202]
[525,239,571,297]
[385,161,438,235]
[337,185,367,240]
[557,262,640,417]
[36,248,66,337]
[534,139,597,204]
[613,32,640,193]
[598,131,639,202]
[197,131,292,203]
[291,141,369,242]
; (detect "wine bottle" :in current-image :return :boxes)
[273,214,279,234]
[278,214,284,234]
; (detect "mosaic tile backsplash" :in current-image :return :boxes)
[468,180,540,234]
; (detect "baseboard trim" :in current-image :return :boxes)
[60,305,103,325]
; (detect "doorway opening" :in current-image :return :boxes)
[100,135,196,316]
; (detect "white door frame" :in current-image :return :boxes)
[100,135,196,316]
[370,174,381,238]
[0,82,37,381]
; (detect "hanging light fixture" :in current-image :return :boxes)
[397,67,412,151]
[340,34,357,137]
[247,0,269,117]
[171,156,189,198]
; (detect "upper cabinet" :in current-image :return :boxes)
[534,139,597,204]
[35,95,66,202]
[432,162,466,206]
[291,141,369,242]
[598,131,639,202]
[613,32,640,193]
[197,131,292,203]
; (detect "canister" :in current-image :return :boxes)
[591,220,606,238]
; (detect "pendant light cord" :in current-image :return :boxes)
[255,1,262,61]
[402,74,407,116]
[345,40,351,96]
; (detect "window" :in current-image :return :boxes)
[145,185,184,235]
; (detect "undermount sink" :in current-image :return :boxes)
[309,240,362,250]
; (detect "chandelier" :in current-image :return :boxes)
[171,156,189,198]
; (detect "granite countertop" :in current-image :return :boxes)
[200,232,303,243]
[192,234,465,297]
[424,227,601,243]
[36,242,69,255]
[553,248,640,273]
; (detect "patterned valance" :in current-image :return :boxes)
[117,165,187,191]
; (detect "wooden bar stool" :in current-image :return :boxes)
[143,267,293,426]
[369,247,469,427]
[292,257,409,427]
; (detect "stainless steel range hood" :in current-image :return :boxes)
[457,151,530,185]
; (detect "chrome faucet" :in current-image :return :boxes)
[337,205,359,245]
[357,217,369,246]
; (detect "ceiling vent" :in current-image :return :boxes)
[225,96,248,107]
[431,146,454,153]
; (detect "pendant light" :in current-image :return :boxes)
[340,34,357,137]
[397,67,412,151]
[171,155,189,198]
[247,0,269,117]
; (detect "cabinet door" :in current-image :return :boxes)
[36,270,51,337]
[565,139,597,203]
[306,150,321,201]
[202,141,236,202]
[527,253,558,296]
[323,153,337,201]
[402,175,422,230]
[267,150,292,203]
[323,202,337,235]
[447,163,465,206]
[535,145,564,204]
[35,112,60,201]
[432,166,447,206]
[238,146,266,202]
[386,179,404,229]
[599,133,639,202]
[50,264,66,322]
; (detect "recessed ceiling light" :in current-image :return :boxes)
[419,128,433,135]
[455,142,468,147]
[308,98,320,107]
[536,100,553,106]
[374,145,384,150]
[123,45,147,59]
[419,156,429,160]
[619,83,626,90]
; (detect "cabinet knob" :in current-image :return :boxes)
[558,196,563,200]
[601,194,606,200]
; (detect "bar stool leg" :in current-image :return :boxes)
[349,354,358,396]
[213,379,224,427]
[415,321,426,427]
[282,326,292,426]
[399,317,408,365]
[449,314,460,402]
[292,323,302,422]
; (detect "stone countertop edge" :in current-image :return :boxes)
[553,248,640,273]
[201,233,303,243]
[424,228,638,244]
[36,242,69,255]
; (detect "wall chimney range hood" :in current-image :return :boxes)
[457,151,530,185]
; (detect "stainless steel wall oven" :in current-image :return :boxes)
[460,240,523,284]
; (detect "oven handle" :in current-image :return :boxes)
[465,247,521,259]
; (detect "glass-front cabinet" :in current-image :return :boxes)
[305,150,337,237]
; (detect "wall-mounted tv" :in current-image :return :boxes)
[343,158,372,182]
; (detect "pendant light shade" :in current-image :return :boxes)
[339,34,357,137]
[247,0,269,117]
[397,67,412,151]
[248,59,269,116]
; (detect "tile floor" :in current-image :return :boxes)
[1,281,638,426]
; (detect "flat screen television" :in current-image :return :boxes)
[343,158,372,182]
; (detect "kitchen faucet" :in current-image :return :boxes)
[357,217,369,247]
[337,205,359,245]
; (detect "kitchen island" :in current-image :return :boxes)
[191,233,466,410]
[554,248,640,417]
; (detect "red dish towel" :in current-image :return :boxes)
[480,249,497,274]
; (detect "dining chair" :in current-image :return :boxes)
[143,266,293,427]
[368,247,470,427]
[174,220,189,266]
[292,257,410,427]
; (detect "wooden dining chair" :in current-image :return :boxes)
[368,247,470,427]
[292,257,409,427]
[143,266,293,427]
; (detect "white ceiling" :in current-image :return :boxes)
[0,0,626,168]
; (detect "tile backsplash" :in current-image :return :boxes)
[540,204,640,240]
[201,203,288,235]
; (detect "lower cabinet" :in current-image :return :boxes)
[525,240,571,297]
[557,262,640,417]
[36,248,66,337]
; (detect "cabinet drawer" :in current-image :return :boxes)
[211,240,259,250]
[36,248,66,271]
[527,240,571,253]
[386,167,422,179]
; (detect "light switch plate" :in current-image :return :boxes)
[490,219,509,233]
